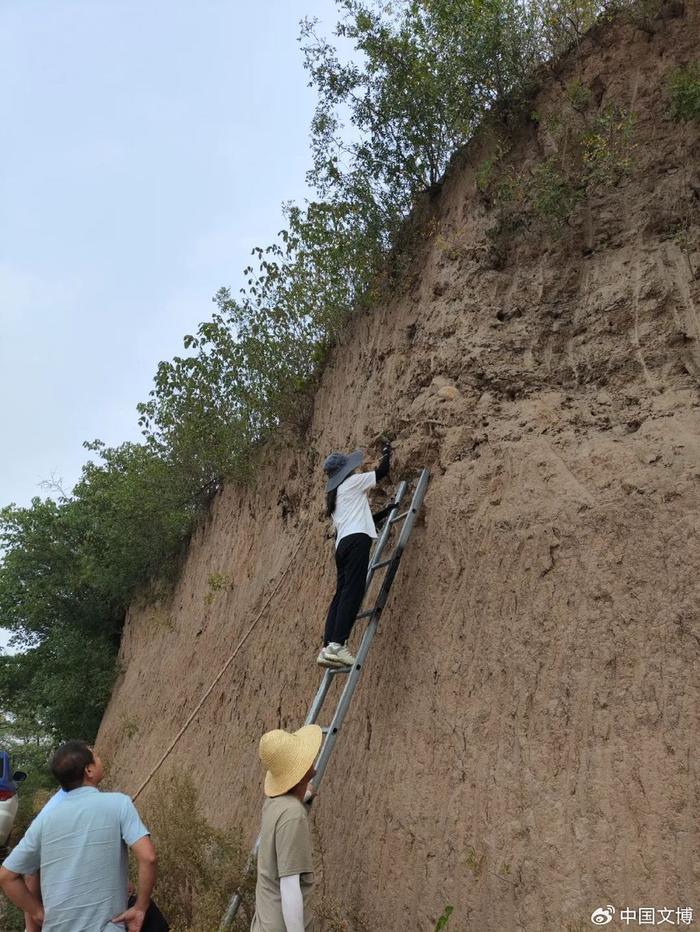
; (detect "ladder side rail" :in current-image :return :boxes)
[304,670,333,725]
[219,837,261,931]
[392,468,429,555]
[317,557,402,774]
[309,615,377,786]
[365,480,407,586]
[220,892,242,930]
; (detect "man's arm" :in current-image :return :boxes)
[24,873,42,932]
[111,836,157,932]
[280,873,305,932]
[0,868,44,926]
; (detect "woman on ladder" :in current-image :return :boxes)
[317,441,395,668]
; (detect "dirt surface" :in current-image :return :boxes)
[98,7,700,930]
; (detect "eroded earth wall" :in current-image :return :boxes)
[98,8,700,930]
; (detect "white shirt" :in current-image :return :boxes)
[332,471,377,547]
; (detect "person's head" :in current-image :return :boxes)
[323,448,364,517]
[50,741,104,791]
[259,725,322,799]
[289,764,317,801]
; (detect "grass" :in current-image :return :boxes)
[317,895,371,931]
[0,898,25,932]
[136,772,252,932]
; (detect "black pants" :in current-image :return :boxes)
[324,533,372,646]
[127,895,170,931]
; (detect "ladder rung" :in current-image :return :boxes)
[355,608,375,620]
[328,666,351,676]
[390,509,411,524]
[372,558,392,570]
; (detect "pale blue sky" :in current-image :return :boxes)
[0,0,346,650]
[0,0,343,509]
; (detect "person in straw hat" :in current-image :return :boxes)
[250,724,322,932]
[316,441,394,669]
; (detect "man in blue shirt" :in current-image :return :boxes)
[0,740,157,932]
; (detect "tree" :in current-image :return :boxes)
[0,442,192,739]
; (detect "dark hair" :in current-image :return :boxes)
[325,489,337,518]
[50,740,94,791]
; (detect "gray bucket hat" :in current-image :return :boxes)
[323,449,363,492]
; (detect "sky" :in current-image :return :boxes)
[0,0,347,650]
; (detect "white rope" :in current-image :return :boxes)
[132,532,306,802]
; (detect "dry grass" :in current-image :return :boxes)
[138,772,253,932]
[316,895,372,931]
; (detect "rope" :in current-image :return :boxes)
[132,531,307,802]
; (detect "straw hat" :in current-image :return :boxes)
[260,724,323,797]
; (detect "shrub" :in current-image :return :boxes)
[137,773,251,932]
[481,94,636,245]
[581,105,637,186]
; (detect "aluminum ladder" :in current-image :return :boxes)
[220,468,430,929]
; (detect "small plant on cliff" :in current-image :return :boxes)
[465,844,487,878]
[482,94,636,249]
[580,105,637,186]
[435,905,454,930]
[669,62,700,122]
[120,716,140,740]
[565,78,593,112]
[205,572,235,606]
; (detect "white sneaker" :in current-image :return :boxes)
[317,646,345,668]
[326,642,356,667]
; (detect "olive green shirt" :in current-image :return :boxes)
[250,794,315,932]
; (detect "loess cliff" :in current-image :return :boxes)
[98,6,700,930]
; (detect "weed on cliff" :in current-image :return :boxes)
[481,94,637,258]
[434,905,454,929]
[669,62,700,122]
[204,571,235,606]
[138,773,252,932]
